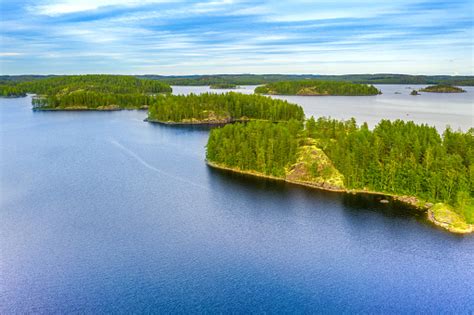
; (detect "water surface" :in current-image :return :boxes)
[0,95,473,313]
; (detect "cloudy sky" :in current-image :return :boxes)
[0,0,472,75]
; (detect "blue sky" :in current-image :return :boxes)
[0,0,472,75]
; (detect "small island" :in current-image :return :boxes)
[209,83,238,89]
[254,80,381,96]
[147,92,304,125]
[206,118,473,234]
[410,90,420,95]
[419,84,466,93]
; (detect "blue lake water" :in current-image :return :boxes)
[1,91,473,313]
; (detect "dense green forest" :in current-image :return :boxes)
[207,120,303,177]
[147,93,305,123]
[3,74,473,86]
[210,83,238,89]
[22,75,171,95]
[207,119,473,224]
[255,80,381,95]
[138,74,474,86]
[0,84,26,97]
[2,75,172,109]
[32,92,156,110]
[419,85,466,93]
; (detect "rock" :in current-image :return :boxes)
[380,199,389,204]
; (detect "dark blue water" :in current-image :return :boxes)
[1,96,473,313]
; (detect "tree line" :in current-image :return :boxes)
[4,74,472,88]
[148,92,305,123]
[206,120,303,177]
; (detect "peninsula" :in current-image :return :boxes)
[254,80,381,96]
[206,118,473,234]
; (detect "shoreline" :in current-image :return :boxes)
[145,118,232,126]
[33,107,147,112]
[206,161,472,234]
[427,208,474,234]
[145,117,291,126]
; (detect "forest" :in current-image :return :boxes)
[0,85,26,97]
[254,80,381,95]
[207,120,303,177]
[32,92,157,110]
[207,119,473,224]
[2,75,172,109]
[147,92,305,123]
[3,74,473,86]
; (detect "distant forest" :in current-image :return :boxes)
[255,80,381,95]
[2,74,473,87]
[0,75,172,109]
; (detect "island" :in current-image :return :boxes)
[410,90,420,95]
[3,75,172,110]
[209,83,238,89]
[254,80,381,96]
[146,92,305,125]
[419,84,466,93]
[206,118,473,234]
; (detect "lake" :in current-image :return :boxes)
[0,90,473,313]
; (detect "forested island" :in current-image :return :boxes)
[207,119,473,233]
[419,85,466,93]
[1,75,172,110]
[147,92,304,124]
[209,83,238,89]
[254,80,381,96]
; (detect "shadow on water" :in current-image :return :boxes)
[146,121,224,131]
[206,164,444,231]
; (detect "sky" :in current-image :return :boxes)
[0,0,473,75]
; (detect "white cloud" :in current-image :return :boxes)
[0,52,23,56]
[29,0,178,16]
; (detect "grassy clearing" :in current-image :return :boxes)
[286,138,345,189]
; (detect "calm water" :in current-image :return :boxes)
[173,84,474,131]
[1,94,473,313]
